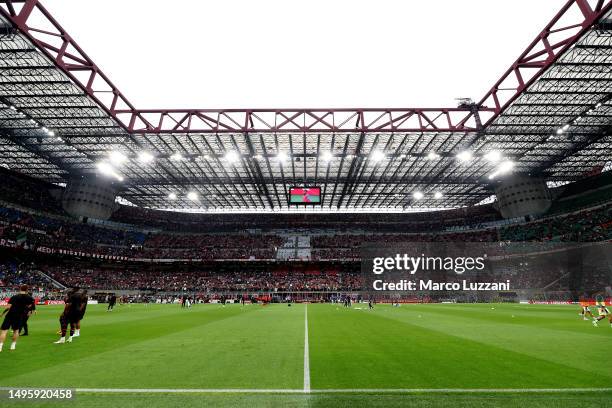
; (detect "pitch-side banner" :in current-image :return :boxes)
[360,242,612,302]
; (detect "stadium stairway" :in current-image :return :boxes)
[36,269,67,290]
[296,235,312,261]
[275,235,312,260]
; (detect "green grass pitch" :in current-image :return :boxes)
[1,302,611,407]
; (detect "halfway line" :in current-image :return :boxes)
[303,303,311,393]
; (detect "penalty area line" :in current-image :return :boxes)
[70,387,612,394]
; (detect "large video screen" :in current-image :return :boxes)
[289,187,321,205]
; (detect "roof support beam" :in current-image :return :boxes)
[478,0,612,126]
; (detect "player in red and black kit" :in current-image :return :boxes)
[73,289,88,337]
[54,288,82,344]
[0,285,35,352]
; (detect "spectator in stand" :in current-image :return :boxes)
[43,266,364,293]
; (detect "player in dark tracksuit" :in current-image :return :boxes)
[0,285,35,351]
[19,295,36,336]
[107,294,117,311]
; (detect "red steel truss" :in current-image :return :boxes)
[119,108,493,134]
[0,0,611,133]
[478,0,612,126]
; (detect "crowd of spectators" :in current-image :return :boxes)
[311,230,498,259]
[35,258,607,296]
[2,255,604,299]
[139,233,284,259]
[0,206,280,259]
[0,206,146,257]
[1,201,610,261]
[500,203,612,242]
[43,266,363,292]
[0,260,54,293]
[311,203,612,259]
[0,167,64,214]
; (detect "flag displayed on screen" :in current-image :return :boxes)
[289,187,321,204]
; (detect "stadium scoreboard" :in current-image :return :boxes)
[289,187,321,205]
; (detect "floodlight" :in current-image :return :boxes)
[225,151,239,163]
[321,151,333,162]
[138,151,154,164]
[277,151,289,163]
[456,150,472,162]
[109,151,128,166]
[484,151,501,163]
[371,150,385,162]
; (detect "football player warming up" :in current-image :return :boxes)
[54,288,82,344]
[592,304,611,327]
[0,285,35,352]
[579,301,594,321]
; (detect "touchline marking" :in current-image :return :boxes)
[303,303,311,393]
[312,388,612,394]
[75,388,304,394]
[67,388,612,394]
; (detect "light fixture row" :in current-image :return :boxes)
[411,191,444,200]
[165,190,445,202]
[102,148,517,166]
[6,104,58,140]
[97,147,517,183]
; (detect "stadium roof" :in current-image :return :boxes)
[0,0,611,212]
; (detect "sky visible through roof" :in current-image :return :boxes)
[43,0,568,109]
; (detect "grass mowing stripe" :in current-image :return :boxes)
[308,304,611,389]
[1,304,254,382]
[3,304,305,389]
[304,303,311,393]
[390,303,610,337]
[374,304,612,378]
